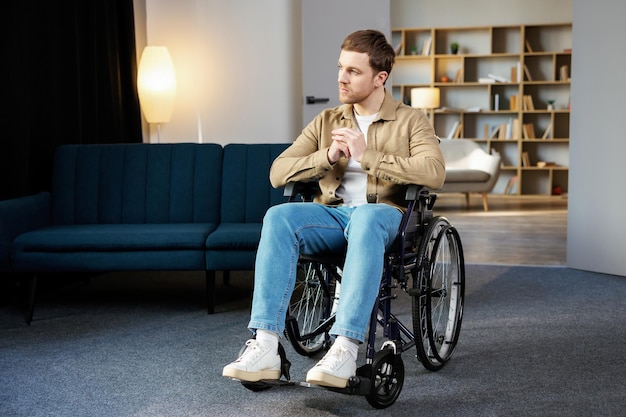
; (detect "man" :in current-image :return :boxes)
[223,29,445,389]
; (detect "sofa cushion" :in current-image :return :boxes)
[445,169,491,183]
[205,223,262,250]
[14,223,217,252]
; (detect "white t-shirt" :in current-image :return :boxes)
[336,112,378,206]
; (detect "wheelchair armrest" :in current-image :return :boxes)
[283,181,321,202]
[405,184,437,211]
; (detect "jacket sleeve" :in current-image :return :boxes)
[269,114,336,188]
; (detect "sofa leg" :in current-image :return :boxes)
[25,275,38,325]
[205,270,216,314]
[465,192,470,208]
[482,192,489,211]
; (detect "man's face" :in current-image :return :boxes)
[337,50,380,105]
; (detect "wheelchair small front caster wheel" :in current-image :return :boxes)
[241,381,274,392]
[365,348,405,409]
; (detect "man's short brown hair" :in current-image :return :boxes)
[341,29,395,76]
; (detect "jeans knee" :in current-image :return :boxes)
[263,204,296,232]
[347,205,402,241]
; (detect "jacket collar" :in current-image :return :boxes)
[341,90,399,123]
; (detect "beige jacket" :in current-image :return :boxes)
[270,90,445,211]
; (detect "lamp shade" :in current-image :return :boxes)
[411,87,440,109]
[137,46,176,123]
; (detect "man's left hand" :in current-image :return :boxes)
[331,127,366,162]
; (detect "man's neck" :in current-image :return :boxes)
[353,88,385,116]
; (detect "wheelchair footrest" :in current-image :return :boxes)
[321,363,372,396]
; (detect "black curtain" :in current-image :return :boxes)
[1,0,142,201]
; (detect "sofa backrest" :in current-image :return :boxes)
[52,143,223,225]
[220,143,290,223]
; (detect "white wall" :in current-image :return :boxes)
[141,0,302,145]
[567,0,626,276]
[390,0,572,28]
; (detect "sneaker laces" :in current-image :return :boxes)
[316,345,349,368]
[235,339,264,363]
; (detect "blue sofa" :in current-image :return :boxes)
[0,142,290,322]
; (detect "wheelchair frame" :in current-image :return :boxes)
[241,183,465,409]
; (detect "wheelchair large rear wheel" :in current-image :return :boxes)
[412,216,465,371]
[284,260,340,356]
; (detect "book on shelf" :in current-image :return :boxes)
[512,118,521,139]
[522,123,536,139]
[510,94,518,111]
[488,124,501,139]
[453,68,463,83]
[504,176,519,195]
[510,63,522,83]
[394,41,404,56]
[521,152,530,167]
[487,73,507,83]
[478,77,496,84]
[523,64,533,81]
[560,65,570,82]
[446,121,462,139]
[493,93,500,111]
[525,40,534,53]
[522,95,535,111]
[421,37,432,56]
[541,122,553,139]
[483,123,491,139]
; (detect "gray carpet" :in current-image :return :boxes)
[1,265,625,417]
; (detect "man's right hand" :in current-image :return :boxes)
[327,140,350,164]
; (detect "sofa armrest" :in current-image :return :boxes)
[0,192,52,242]
[0,192,52,271]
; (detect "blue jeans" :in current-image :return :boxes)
[248,202,402,342]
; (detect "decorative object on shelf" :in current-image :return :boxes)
[547,100,555,111]
[450,42,459,54]
[411,87,440,120]
[137,46,177,143]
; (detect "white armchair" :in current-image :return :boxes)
[438,139,501,211]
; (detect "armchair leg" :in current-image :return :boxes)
[25,275,38,325]
[481,192,489,211]
[205,270,216,314]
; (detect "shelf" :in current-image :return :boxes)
[392,23,572,197]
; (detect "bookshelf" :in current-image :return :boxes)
[391,23,572,197]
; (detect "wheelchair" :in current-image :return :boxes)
[240,183,465,409]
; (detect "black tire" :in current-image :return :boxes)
[365,348,405,409]
[241,381,273,392]
[284,260,339,356]
[412,216,465,371]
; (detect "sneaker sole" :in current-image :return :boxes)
[305,369,349,388]
[222,367,281,382]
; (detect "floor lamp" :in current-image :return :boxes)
[137,46,177,143]
[410,87,440,124]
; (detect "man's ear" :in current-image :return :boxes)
[376,71,389,86]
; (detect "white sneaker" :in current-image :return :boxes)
[305,344,356,388]
[222,339,281,382]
